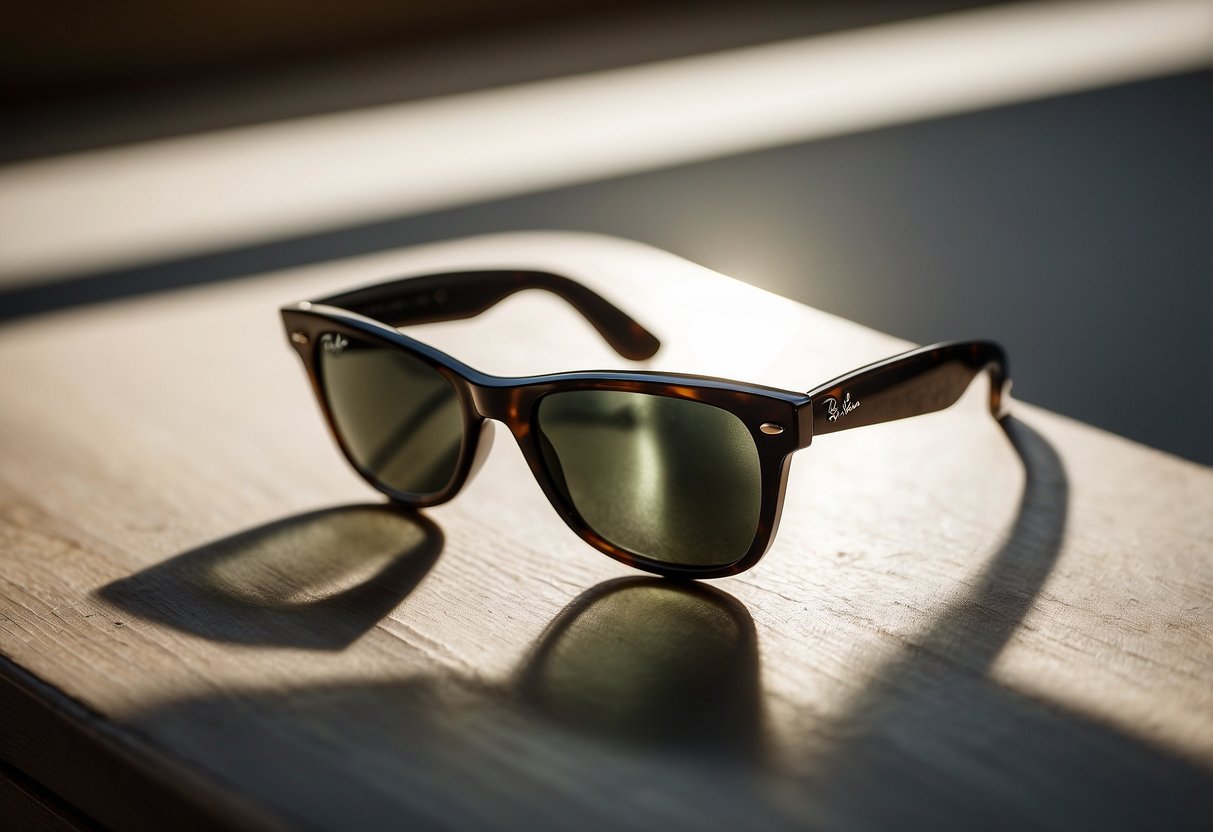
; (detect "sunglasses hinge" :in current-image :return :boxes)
[795,398,815,449]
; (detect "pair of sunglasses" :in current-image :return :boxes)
[283,270,1010,579]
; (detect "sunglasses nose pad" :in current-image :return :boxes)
[465,420,496,483]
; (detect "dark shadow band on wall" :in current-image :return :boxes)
[1,1,1007,162]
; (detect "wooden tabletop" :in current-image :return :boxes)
[2,232,1210,831]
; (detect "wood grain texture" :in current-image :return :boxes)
[1,231,1210,831]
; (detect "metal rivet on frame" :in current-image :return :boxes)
[290,331,310,345]
[759,422,784,435]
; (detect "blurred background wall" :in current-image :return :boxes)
[2,0,1210,462]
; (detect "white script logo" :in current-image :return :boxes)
[823,392,861,422]
[322,334,349,355]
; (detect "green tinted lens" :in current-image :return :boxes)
[320,333,463,496]
[536,390,761,567]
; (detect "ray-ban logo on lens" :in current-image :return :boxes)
[823,392,860,422]
[322,334,349,355]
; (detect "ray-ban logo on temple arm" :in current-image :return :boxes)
[823,392,860,422]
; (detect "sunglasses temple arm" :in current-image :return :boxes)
[314,270,660,361]
[805,340,1011,437]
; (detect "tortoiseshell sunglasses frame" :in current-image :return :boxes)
[283,270,1010,579]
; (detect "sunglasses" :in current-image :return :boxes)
[283,270,1010,579]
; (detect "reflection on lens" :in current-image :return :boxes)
[537,391,761,567]
[320,333,463,496]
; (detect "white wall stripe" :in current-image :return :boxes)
[1,0,1210,286]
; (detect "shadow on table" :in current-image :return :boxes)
[513,577,764,759]
[96,503,443,650]
[803,416,1213,830]
[122,577,770,829]
[113,417,1213,829]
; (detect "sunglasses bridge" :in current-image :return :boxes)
[464,377,540,438]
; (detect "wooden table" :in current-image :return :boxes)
[2,232,1210,830]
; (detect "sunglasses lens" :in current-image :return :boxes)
[536,391,761,568]
[319,333,463,497]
